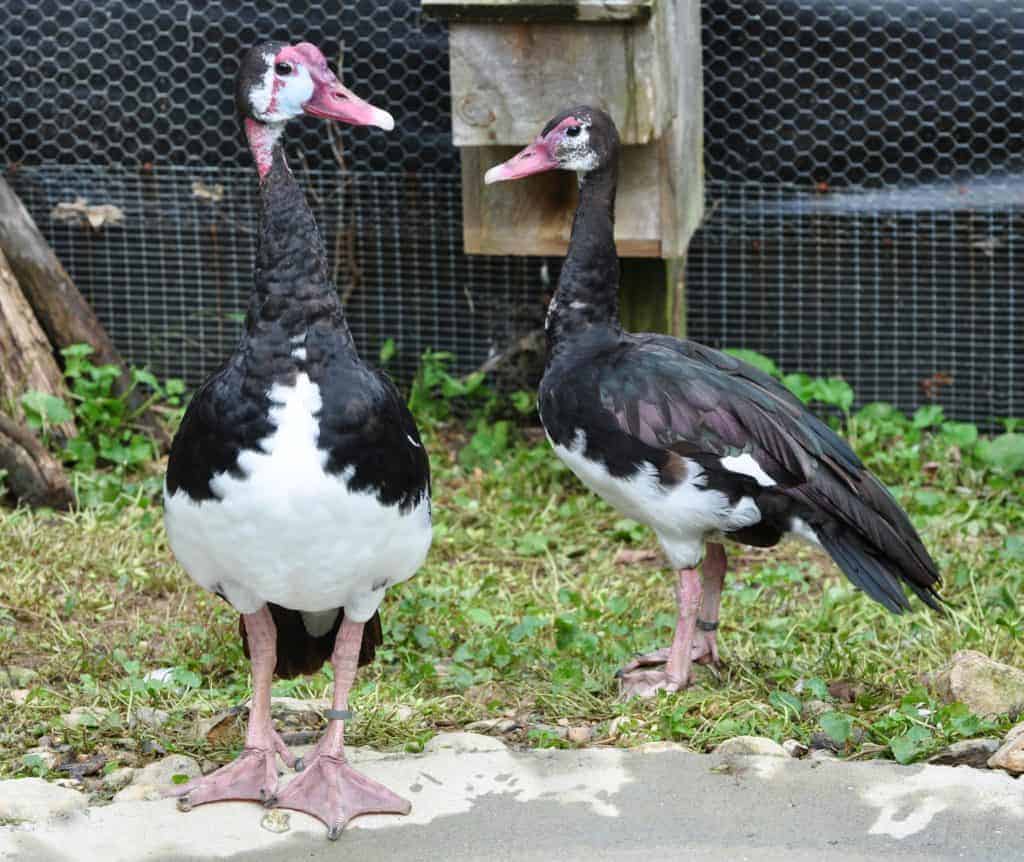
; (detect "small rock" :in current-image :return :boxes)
[713,736,788,757]
[245,696,329,728]
[827,680,861,703]
[932,650,1024,717]
[988,725,1024,775]
[22,747,61,771]
[261,809,291,834]
[280,731,318,746]
[809,749,838,761]
[927,738,1001,768]
[394,705,415,722]
[132,753,201,788]
[0,666,39,688]
[783,739,809,758]
[113,784,165,802]
[143,668,175,685]
[5,689,30,705]
[139,740,166,757]
[567,725,594,744]
[196,709,243,744]
[613,548,660,566]
[466,718,520,735]
[803,700,832,717]
[59,752,106,779]
[61,706,112,729]
[0,778,87,822]
[636,741,690,754]
[129,707,169,730]
[101,767,136,793]
[423,732,508,754]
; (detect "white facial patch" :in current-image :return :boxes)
[249,51,315,123]
[559,126,599,172]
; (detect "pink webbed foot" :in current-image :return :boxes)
[690,629,720,665]
[274,753,411,839]
[616,647,671,677]
[618,667,693,699]
[169,746,281,810]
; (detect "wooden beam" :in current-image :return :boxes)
[448,22,660,147]
[423,0,652,24]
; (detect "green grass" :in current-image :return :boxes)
[0,406,1021,784]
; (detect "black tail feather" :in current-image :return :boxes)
[240,604,384,679]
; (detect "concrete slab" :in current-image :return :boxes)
[1,733,1020,861]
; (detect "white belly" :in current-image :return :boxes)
[163,374,432,621]
[549,429,760,569]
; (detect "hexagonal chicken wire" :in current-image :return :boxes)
[1,0,1022,423]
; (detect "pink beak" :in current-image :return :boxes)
[484,138,558,184]
[302,74,394,130]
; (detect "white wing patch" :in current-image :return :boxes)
[720,453,777,487]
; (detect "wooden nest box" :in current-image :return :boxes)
[423,0,704,334]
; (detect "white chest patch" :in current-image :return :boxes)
[548,429,761,569]
[164,373,432,621]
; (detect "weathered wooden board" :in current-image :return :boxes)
[449,23,660,146]
[423,0,652,23]
[462,144,662,257]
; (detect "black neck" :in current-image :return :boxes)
[545,162,621,355]
[244,136,352,348]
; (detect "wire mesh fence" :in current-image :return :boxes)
[689,0,1024,423]
[1,0,1021,422]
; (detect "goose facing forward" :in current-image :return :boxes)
[485,107,941,698]
[163,42,431,836]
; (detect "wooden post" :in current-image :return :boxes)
[0,176,170,449]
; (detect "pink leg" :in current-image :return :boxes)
[171,606,294,809]
[692,543,726,664]
[273,617,410,839]
[619,568,703,698]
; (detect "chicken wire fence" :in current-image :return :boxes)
[1,0,1022,423]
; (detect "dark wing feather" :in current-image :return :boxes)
[547,333,942,611]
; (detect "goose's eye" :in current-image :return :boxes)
[566,126,582,138]
[275,62,294,76]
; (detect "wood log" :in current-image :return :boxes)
[0,176,171,449]
[0,411,73,510]
[0,247,77,439]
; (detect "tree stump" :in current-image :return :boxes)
[0,411,73,509]
[0,176,170,449]
[0,246,77,439]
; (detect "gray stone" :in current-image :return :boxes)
[22,747,61,771]
[423,731,509,754]
[783,739,809,758]
[567,725,594,744]
[927,738,1001,768]
[466,718,521,734]
[932,650,1024,717]
[129,707,169,730]
[713,736,788,757]
[803,699,832,717]
[113,784,164,803]
[131,754,201,788]
[987,722,1024,775]
[0,778,86,823]
[61,706,113,729]
[0,666,38,688]
[101,767,136,793]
